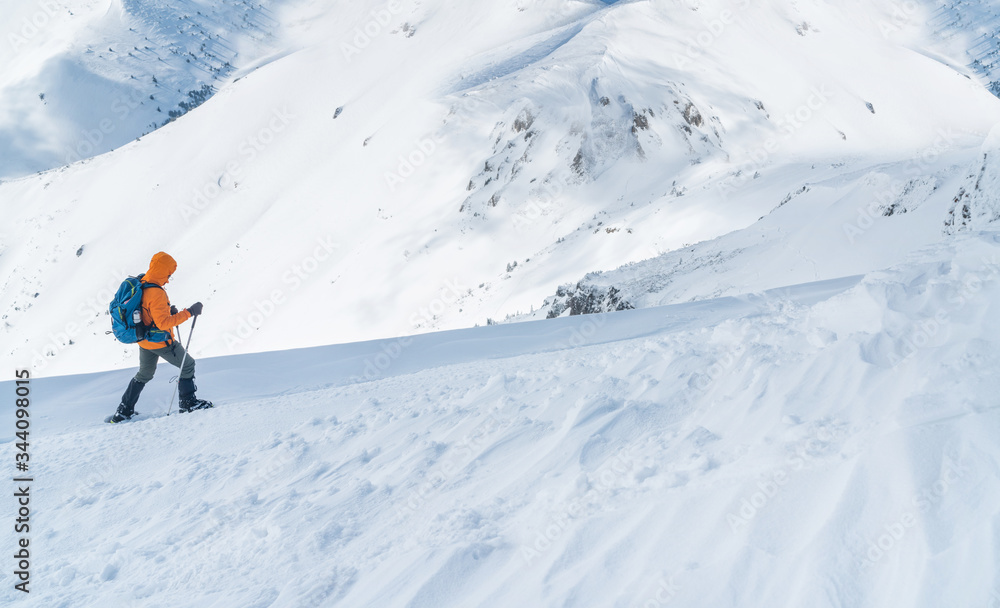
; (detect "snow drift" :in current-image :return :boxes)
[4,232,1000,607]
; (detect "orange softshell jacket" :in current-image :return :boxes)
[138,252,192,350]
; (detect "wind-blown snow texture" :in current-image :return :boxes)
[6,0,1000,606]
[4,233,1000,606]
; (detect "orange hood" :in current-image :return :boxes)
[144,252,177,286]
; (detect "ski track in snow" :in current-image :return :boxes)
[4,233,1000,607]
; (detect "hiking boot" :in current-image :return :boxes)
[177,377,212,412]
[178,398,214,413]
[109,378,145,422]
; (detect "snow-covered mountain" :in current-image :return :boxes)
[5,0,1000,378]
[520,125,1000,319]
[5,232,1000,606]
[0,0,289,179]
[7,1,1000,606]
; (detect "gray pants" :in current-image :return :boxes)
[134,342,195,384]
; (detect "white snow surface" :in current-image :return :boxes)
[4,231,1000,606]
[6,0,1000,605]
[6,0,1000,377]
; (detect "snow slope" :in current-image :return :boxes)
[0,0,288,179]
[6,0,1000,378]
[521,135,987,319]
[4,231,1000,607]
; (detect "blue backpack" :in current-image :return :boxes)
[109,274,168,344]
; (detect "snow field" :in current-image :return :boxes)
[6,0,1000,378]
[4,232,1000,606]
[6,0,1000,605]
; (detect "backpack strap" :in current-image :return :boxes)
[138,281,170,342]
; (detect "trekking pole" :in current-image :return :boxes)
[167,315,198,416]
